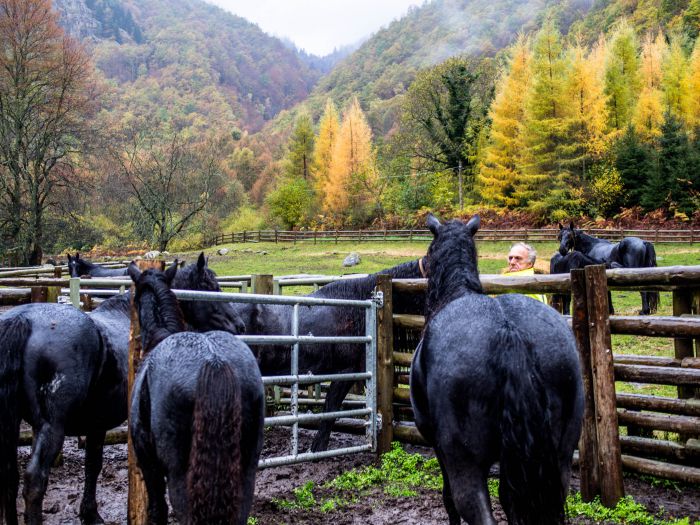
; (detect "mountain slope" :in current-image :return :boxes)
[54,0,321,131]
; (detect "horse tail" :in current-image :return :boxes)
[643,242,659,314]
[187,359,241,524]
[493,321,565,525]
[0,316,30,523]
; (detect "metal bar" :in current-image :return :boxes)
[258,444,373,469]
[173,289,373,308]
[291,304,299,457]
[240,335,372,345]
[366,299,378,451]
[265,408,372,427]
[261,372,372,386]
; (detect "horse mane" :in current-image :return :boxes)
[426,220,482,318]
[134,271,185,352]
[93,291,131,315]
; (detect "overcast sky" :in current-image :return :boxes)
[205,0,423,56]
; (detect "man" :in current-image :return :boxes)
[505,242,547,303]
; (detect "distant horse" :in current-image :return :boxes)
[0,255,244,525]
[235,258,426,452]
[558,223,659,314]
[550,251,618,315]
[128,263,264,525]
[67,253,128,278]
[411,214,583,525]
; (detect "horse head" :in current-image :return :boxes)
[425,214,482,315]
[66,252,82,278]
[557,222,579,256]
[128,261,185,352]
[171,252,246,335]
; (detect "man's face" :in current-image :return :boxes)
[508,245,532,272]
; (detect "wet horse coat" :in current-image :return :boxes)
[411,215,583,525]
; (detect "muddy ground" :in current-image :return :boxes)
[15,428,700,524]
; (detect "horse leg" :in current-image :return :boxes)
[166,470,188,524]
[640,291,650,315]
[310,379,354,452]
[438,443,495,525]
[435,453,461,525]
[141,464,168,525]
[23,422,65,525]
[78,430,106,524]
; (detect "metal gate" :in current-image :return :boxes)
[174,290,380,469]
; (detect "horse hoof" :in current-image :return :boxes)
[79,512,105,525]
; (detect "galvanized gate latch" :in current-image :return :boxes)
[372,290,384,308]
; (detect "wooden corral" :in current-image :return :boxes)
[380,265,700,508]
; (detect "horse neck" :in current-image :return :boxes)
[137,289,185,352]
[426,254,482,318]
[577,231,609,252]
[377,259,421,279]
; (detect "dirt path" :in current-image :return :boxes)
[14,428,700,524]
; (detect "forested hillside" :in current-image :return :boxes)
[54,0,320,132]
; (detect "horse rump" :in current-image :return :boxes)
[187,359,242,524]
[0,316,30,524]
[491,320,566,525]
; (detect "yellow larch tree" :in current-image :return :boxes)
[633,32,666,141]
[324,98,378,223]
[686,37,700,132]
[478,35,531,207]
[661,36,689,122]
[313,98,339,198]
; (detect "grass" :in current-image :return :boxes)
[270,443,699,524]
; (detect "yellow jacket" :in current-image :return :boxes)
[503,267,547,304]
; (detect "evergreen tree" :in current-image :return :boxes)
[642,111,693,213]
[479,36,531,207]
[284,113,315,180]
[604,21,641,133]
[614,125,657,208]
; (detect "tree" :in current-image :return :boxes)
[111,130,226,251]
[614,125,657,208]
[661,37,689,122]
[284,113,315,180]
[324,98,379,224]
[685,37,700,132]
[517,21,569,214]
[313,99,339,199]
[633,33,665,141]
[399,56,494,209]
[265,177,314,229]
[604,21,641,133]
[479,36,531,207]
[0,0,96,264]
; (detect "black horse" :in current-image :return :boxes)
[0,254,244,525]
[558,223,659,314]
[235,258,426,452]
[67,253,128,278]
[411,214,583,525]
[550,251,618,315]
[128,263,264,525]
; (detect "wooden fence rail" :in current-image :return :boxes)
[206,228,700,247]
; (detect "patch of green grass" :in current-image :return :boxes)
[567,493,698,525]
[272,481,317,510]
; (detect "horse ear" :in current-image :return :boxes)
[569,221,575,230]
[127,262,141,283]
[558,222,563,230]
[465,215,480,236]
[426,213,441,237]
[197,252,207,272]
[164,260,178,284]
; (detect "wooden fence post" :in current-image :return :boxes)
[375,274,394,456]
[128,259,165,525]
[673,289,696,400]
[584,264,625,507]
[570,269,600,502]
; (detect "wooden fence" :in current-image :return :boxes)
[375,265,700,506]
[207,228,700,246]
